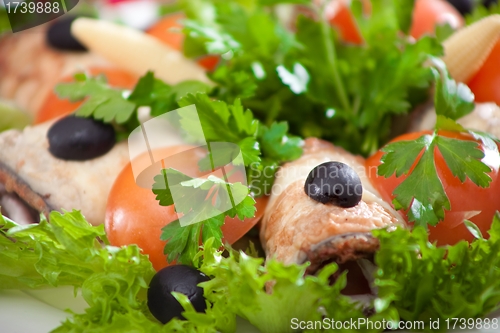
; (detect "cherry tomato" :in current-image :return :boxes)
[146,13,185,50]
[319,0,462,44]
[410,0,463,39]
[467,39,500,105]
[35,67,138,124]
[325,0,364,45]
[105,145,267,271]
[366,130,500,246]
[147,14,219,71]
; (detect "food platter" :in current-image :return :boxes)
[1,0,500,332]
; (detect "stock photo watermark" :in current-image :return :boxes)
[2,0,79,32]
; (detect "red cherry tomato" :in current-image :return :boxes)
[35,67,138,124]
[410,0,463,39]
[105,145,267,271]
[322,0,463,44]
[325,0,364,45]
[467,39,500,105]
[147,14,219,71]
[366,130,500,246]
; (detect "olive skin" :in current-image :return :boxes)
[147,265,210,324]
[446,0,474,15]
[48,116,116,161]
[46,16,87,52]
[304,161,363,208]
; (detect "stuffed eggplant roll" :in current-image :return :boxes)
[0,118,129,225]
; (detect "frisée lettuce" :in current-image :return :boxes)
[3,211,500,332]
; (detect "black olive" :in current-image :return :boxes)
[46,16,87,52]
[446,0,474,15]
[48,116,116,161]
[304,161,363,208]
[147,265,210,324]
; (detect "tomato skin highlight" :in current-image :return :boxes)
[366,131,500,246]
[35,67,138,124]
[106,145,267,271]
[410,0,463,39]
[467,40,500,105]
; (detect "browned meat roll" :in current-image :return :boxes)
[260,138,405,274]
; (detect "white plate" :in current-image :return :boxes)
[1,287,499,333]
[0,287,261,333]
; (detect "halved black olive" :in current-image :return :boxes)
[48,116,116,161]
[147,265,210,324]
[46,16,87,52]
[304,161,363,208]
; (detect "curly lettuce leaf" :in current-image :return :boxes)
[0,211,230,332]
[374,213,500,325]
[195,238,394,333]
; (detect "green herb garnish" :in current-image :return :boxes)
[377,57,494,228]
[374,213,500,325]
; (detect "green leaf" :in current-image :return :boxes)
[464,220,484,240]
[435,115,466,132]
[155,167,257,264]
[55,76,136,124]
[196,238,390,333]
[465,3,500,25]
[435,23,456,43]
[392,145,449,226]
[435,135,491,187]
[259,122,303,163]
[391,0,415,34]
[0,99,31,132]
[431,56,475,121]
[374,216,500,324]
[378,132,450,227]
[378,135,432,178]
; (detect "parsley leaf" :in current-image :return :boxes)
[181,0,442,155]
[55,74,136,124]
[431,57,475,120]
[151,92,300,265]
[465,3,500,25]
[377,58,494,228]
[55,71,211,134]
[153,168,256,264]
[434,135,491,186]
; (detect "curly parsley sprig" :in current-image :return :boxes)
[377,57,499,228]
[152,93,302,265]
[55,71,211,135]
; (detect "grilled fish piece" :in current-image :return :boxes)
[260,138,405,273]
[0,121,129,225]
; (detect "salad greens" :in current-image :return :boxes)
[55,71,211,137]
[466,2,500,25]
[57,71,302,264]
[4,210,500,333]
[374,213,500,325]
[178,0,442,155]
[152,92,301,264]
[6,0,500,332]
[377,57,497,228]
